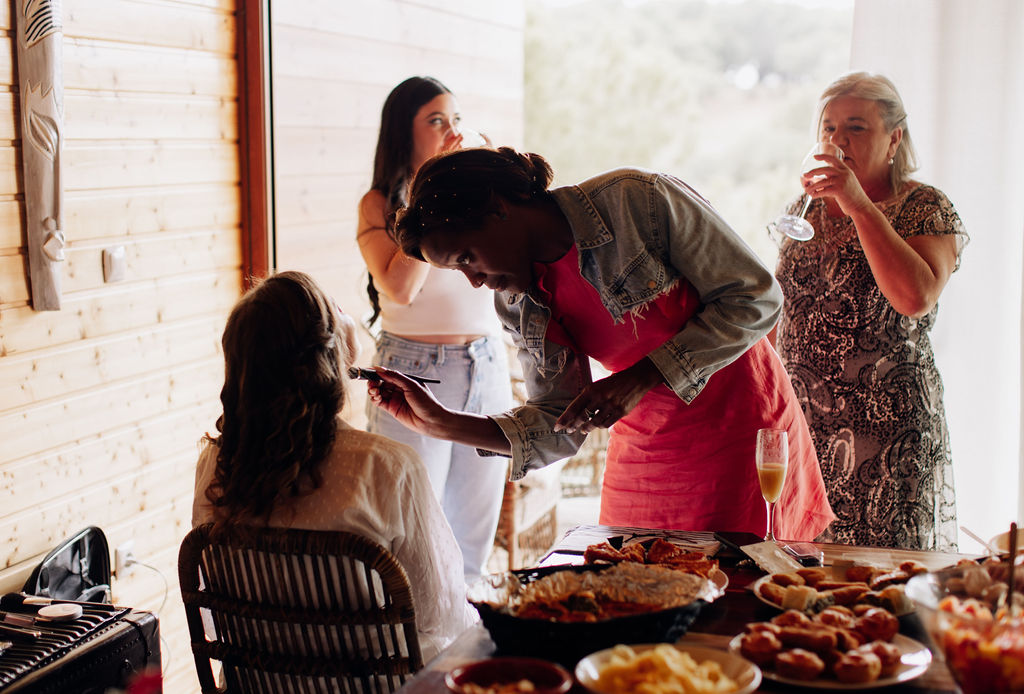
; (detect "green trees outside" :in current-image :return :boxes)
[524,0,852,264]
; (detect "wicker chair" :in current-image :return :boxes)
[178,523,423,694]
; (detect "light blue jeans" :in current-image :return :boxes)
[366,332,513,582]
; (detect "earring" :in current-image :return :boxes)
[888,158,894,165]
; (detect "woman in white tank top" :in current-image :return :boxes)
[356,77,512,583]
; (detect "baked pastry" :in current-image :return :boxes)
[834,626,866,651]
[644,537,684,563]
[583,541,628,564]
[818,606,856,629]
[898,560,928,577]
[777,625,838,654]
[738,630,783,666]
[870,570,911,591]
[758,580,787,605]
[845,564,878,583]
[772,572,806,587]
[796,567,828,587]
[828,584,871,606]
[833,650,882,684]
[859,640,902,676]
[877,585,913,613]
[744,621,781,636]
[619,542,647,563]
[775,648,825,680]
[854,607,899,642]
[771,609,812,628]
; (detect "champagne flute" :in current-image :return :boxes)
[454,125,488,148]
[771,141,844,241]
[756,428,789,542]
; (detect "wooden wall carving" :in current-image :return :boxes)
[16,0,65,310]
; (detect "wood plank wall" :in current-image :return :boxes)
[0,1,523,691]
[0,0,240,691]
[270,0,525,427]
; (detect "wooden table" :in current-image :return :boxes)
[398,526,975,693]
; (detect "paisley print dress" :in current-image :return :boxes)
[774,183,968,551]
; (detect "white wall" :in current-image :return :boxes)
[851,0,1024,550]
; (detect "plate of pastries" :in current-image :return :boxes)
[729,606,932,688]
[582,538,729,591]
[751,561,927,616]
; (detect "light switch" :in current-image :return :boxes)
[102,245,126,283]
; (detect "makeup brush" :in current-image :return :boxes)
[348,366,440,385]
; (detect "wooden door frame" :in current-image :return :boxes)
[236,0,273,287]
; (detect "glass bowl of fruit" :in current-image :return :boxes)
[906,557,1024,694]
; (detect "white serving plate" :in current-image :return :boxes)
[750,565,914,616]
[727,632,931,690]
[576,643,761,694]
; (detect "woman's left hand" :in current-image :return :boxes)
[554,358,664,434]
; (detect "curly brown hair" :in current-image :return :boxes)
[205,271,347,530]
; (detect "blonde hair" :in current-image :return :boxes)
[815,71,918,194]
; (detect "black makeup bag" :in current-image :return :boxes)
[22,526,112,604]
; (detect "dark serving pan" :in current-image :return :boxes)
[468,563,714,666]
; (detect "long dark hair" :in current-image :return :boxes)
[205,271,347,530]
[365,76,453,325]
[394,147,554,260]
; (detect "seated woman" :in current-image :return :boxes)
[192,270,475,662]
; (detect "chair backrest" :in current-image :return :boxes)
[178,523,424,694]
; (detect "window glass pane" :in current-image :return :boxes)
[525,0,854,266]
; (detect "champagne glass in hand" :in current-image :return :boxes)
[454,126,488,148]
[756,428,789,542]
[771,142,844,241]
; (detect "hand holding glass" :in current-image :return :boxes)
[756,428,789,542]
[772,142,844,241]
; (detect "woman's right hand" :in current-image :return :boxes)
[801,151,873,218]
[440,130,464,153]
[366,368,451,435]
[367,367,511,454]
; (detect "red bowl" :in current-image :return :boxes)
[445,657,573,694]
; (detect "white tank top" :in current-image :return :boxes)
[378,266,501,337]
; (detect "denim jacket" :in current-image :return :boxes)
[489,168,783,480]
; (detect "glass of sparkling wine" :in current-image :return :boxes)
[756,428,789,542]
[771,141,844,241]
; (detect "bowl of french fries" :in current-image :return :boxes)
[575,643,760,694]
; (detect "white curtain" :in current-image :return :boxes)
[850,0,1024,549]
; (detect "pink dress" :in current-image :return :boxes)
[536,246,833,541]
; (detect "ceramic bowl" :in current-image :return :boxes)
[990,528,1024,554]
[445,657,572,694]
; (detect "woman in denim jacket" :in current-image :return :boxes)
[369,147,834,540]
